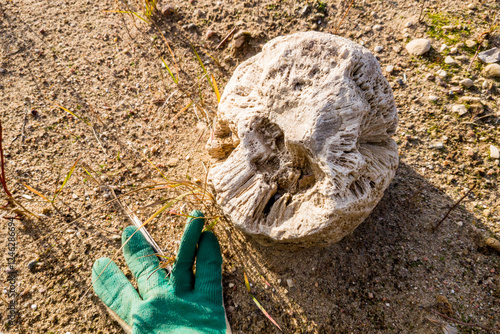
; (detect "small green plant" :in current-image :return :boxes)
[426,12,472,48]
[316,0,327,13]
[107,0,158,23]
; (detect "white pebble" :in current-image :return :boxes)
[490,145,500,159]
[374,46,383,53]
[385,65,394,73]
[459,78,474,88]
[444,56,457,65]
[31,304,37,310]
[437,70,447,78]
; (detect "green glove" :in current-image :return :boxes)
[92,210,228,334]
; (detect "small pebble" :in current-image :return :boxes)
[456,221,463,227]
[483,209,491,217]
[373,24,383,31]
[22,194,33,200]
[430,141,444,149]
[405,21,413,28]
[482,64,500,78]
[439,44,448,52]
[374,46,383,53]
[490,145,500,159]
[167,158,179,167]
[385,65,394,73]
[286,279,295,288]
[228,283,235,288]
[406,38,431,55]
[455,55,469,63]
[428,95,439,102]
[459,78,474,88]
[206,30,215,39]
[31,304,37,310]
[300,5,311,16]
[437,70,447,78]
[449,47,458,54]
[444,56,457,65]
[451,104,468,116]
[425,73,435,81]
[68,253,77,261]
[465,39,477,48]
[27,261,38,272]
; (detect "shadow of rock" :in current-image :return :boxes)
[219,163,500,333]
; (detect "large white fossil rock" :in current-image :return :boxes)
[207,31,398,247]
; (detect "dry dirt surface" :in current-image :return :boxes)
[0,0,499,333]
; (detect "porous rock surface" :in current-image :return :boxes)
[207,31,399,247]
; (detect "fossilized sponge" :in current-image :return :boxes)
[207,31,398,247]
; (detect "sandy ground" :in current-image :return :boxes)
[0,0,499,333]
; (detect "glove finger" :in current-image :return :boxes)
[170,210,205,292]
[194,231,223,304]
[122,226,168,299]
[92,257,141,326]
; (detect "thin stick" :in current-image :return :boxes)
[432,184,476,232]
[417,0,427,23]
[467,16,499,72]
[333,0,355,35]
[216,27,237,50]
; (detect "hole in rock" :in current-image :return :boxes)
[263,191,284,215]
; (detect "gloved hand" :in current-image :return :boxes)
[92,210,228,334]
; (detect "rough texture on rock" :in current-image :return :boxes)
[207,32,399,246]
[405,38,431,56]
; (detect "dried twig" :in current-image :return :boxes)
[467,16,499,72]
[417,0,427,23]
[216,27,237,50]
[333,0,355,35]
[432,184,476,232]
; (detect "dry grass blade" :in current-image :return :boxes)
[249,294,283,332]
[202,217,219,232]
[142,190,201,227]
[23,183,51,203]
[160,56,178,84]
[169,101,193,123]
[211,74,221,103]
[55,103,91,126]
[135,146,167,180]
[105,10,148,23]
[244,271,251,292]
[191,43,217,95]
[243,271,283,332]
[53,157,79,201]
